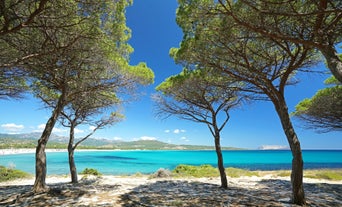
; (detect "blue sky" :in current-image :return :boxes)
[0,0,341,149]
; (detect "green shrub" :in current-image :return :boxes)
[275,170,291,177]
[226,167,259,178]
[0,165,31,182]
[172,164,219,178]
[80,168,102,176]
[304,169,342,181]
[132,172,144,177]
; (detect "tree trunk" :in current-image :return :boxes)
[33,138,48,193]
[68,123,78,183]
[320,45,342,84]
[275,97,305,205]
[33,94,65,193]
[214,134,228,189]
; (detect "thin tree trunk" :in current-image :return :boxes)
[320,45,342,84]
[214,133,228,189]
[33,94,65,193]
[275,98,305,205]
[68,123,78,183]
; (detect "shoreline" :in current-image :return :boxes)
[0,148,125,155]
[2,148,342,155]
[1,173,342,186]
[0,148,64,155]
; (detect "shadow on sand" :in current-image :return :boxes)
[0,178,341,206]
[0,178,120,207]
[119,179,342,207]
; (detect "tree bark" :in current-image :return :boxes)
[33,94,65,193]
[320,45,342,84]
[214,133,228,189]
[68,123,78,183]
[275,97,305,205]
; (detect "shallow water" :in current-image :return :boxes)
[1,150,341,175]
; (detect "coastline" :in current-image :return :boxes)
[0,148,120,155]
[0,148,64,155]
[0,148,194,155]
[2,148,342,156]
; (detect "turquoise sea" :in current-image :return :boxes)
[1,150,341,175]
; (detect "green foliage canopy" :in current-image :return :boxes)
[215,0,342,83]
[155,68,241,128]
[293,76,342,132]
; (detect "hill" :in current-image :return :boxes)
[0,133,242,150]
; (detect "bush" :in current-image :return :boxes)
[304,169,342,181]
[133,172,144,177]
[226,167,259,178]
[172,164,219,178]
[80,168,102,176]
[0,165,31,182]
[275,170,291,177]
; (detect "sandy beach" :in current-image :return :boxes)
[1,149,342,206]
[1,174,341,206]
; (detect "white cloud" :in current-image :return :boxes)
[52,127,68,134]
[164,129,186,134]
[113,137,123,141]
[140,136,157,141]
[173,129,186,134]
[33,124,46,132]
[38,124,45,129]
[173,129,180,134]
[89,126,96,131]
[33,124,70,135]
[1,123,24,133]
[74,128,84,134]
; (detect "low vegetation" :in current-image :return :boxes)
[226,167,259,178]
[0,165,31,182]
[169,165,342,181]
[1,164,341,183]
[172,165,259,178]
[80,168,102,176]
[304,169,342,180]
[172,164,219,177]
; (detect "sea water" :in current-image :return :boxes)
[1,150,341,175]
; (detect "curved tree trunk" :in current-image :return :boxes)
[214,133,228,189]
[275,97,305,205]
[33,99,64,193]
[68,123,78,183]
[320,45,342,84]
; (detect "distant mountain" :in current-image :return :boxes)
[0,132,61,140]
[0,133,242,150]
